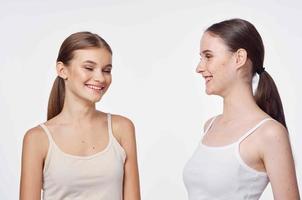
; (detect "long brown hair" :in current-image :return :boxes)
[206,18,287,128]
[47,32,112,120]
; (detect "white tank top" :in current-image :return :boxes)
[40,113,126,200]
[183,117,273,200]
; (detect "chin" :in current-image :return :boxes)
[205,84,223,96]
[87,89,108,102]
[206,88,223,97]
[89,95,104,103]
[80,92,104,104]
[205,87,214,95]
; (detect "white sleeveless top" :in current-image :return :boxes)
[183,117,273,200]
[40,113,126,200]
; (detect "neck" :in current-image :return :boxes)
[60,94,97,124]
[221,82,261,122]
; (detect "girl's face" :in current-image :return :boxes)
[196,32,237,97]
[62,48,112,104]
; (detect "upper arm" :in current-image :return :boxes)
[20,126,48,200]
[112,115,141,200]
[261,122,300,199]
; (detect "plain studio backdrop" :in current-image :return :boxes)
[0,0,301,199]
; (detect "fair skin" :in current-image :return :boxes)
[20,48,140,200]
[196,32,300,199]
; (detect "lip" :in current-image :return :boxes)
[85,84,105,92]
[203,75,213,84]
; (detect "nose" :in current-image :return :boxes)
[196,60,206,73]
[94,69,105,83]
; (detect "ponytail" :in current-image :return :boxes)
[254,71,287,128]
[47,76,65,120]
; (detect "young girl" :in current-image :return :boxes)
[20,32,141,200]
[183,19,300,199]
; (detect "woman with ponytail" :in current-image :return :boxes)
[20,32,141,200]
[183,19,299,199]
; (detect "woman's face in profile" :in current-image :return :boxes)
[196,32,237,96]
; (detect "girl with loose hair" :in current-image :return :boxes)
[20,32,141,200]
[183,19,300,199]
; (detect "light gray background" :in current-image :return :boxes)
[0,0,301,199]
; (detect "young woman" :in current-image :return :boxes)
[20,32,141,200]
[183,19,300,199]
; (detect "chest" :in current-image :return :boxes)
[184,145,240,191]
[43,146,125,189]
[202,121,250,146]
[51,125,110,157]
[202,123,265,172]
[183,145,268,196]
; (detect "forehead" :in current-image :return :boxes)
[200,32,229,53]
[72,48,112,64]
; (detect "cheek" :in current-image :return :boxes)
[71,68,89,80]
[207,60,223,74]
[219,65,236,86]
[222,59,236,75]
[105,74,112,84]
[207,56,227,71]
[210,60,233,84]
[214,56,233,73]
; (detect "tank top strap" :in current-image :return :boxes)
[106,113,127,161]
[107,113,114,138]
[237,118,274,143]
[202,116,218,136]
[40,124,55,145]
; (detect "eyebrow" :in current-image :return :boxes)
[200,50,213,55]
[83,60,112,68]
[83,60,97,65]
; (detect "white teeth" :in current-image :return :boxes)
[86,84,104,90]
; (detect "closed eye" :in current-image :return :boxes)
[103,66,112,74]
[83,65,94,71]
[103,69,112,73]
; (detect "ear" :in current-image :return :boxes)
[56,62,68,80]
[234,48,248,69]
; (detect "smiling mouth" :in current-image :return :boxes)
[85,84,105,92]
[204,76,213,83]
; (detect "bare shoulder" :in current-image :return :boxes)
[23,125,49,158]
[111,114,135,142]
[256,119,300,198]
[259,119,288,143]
[24,125,48,144]
[257,119,290,155]
[111,114,135,131]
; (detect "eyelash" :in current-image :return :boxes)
[200,54,212,61]
[103,69,111,73]
[84,66,111,73]
[205,54,212,59]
